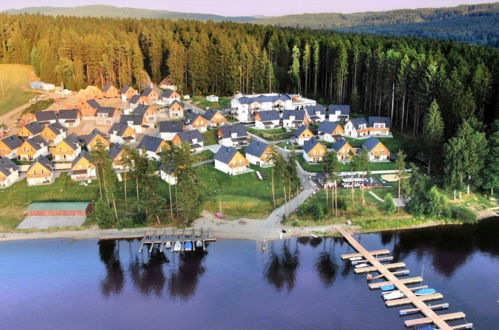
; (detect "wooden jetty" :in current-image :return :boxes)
[336,226,465,330]
[354,262,406,274]
[369,269,409,280]
[400,303,449,316]
[137,228,215,253]
[351,256,394,264]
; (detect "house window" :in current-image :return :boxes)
[374,123,385,129]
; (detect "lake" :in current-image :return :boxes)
[1,218,498,329]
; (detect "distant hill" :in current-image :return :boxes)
[254,3,499,47]
[4,4,258,22]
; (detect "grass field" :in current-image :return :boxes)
[0,64,37,116]
[190,96,231,110]
[22,98,54,114]
[202,129,219,145]
[345,132,419,159]
[297,156,396,172]
[248,127,293,141]
[192,149,214,163]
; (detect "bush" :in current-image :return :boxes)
[383,193,396,214]
[406,199,425,216]
[426,186,447,217]
[91,198,115,229]
[299,202,323,221]
[117,217,135,229]
[451,206,477,223]
[337,198,347,211]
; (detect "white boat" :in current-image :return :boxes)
[173,241,182,252]
[164,241,172,249]
[195,240,203,248]
[355,263,369,268]
[349,256,363,261]
[383,290,405,301]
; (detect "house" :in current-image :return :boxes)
[0,157,19,189]
[172,130,204,153]
[218,124,249,147]
[34,110,58,125]
[185,113,209,133]
[58,109,81,127]
[302,139,327,163]
[134,104,157,123]
[332,138,354,161]
[159,77,176,90]
[70,151,97,181]
[245,140,273,167]
[141,87,161,104]
[0,135,23,159]
[214,146,250,175]
[17,136,49,161]
[203,109,227,128]
[109,144,128,172]
[18,122,43,139]
[282,110,310,130]
[363,137,390,161]
[367,116,391,136]
[120,85,137,101]
[344,118,368,137]
[254,110,280,129]
[40,122,67,146]
[162,89,182,105]
[328,105,350,122]
[120,114,146,133]
[84,129,110,151]
[52,135,81,162]
[317,121,344,143]
[231,94,293,122]
[26,156,54,186]
[168,100,184,119]
[206,95,219,102]
[159,161,177,185]
[305,105,327,123]
[159,121,184,141]
[137,135,168,161]
[102,84,120,98]
[129,94,148,109]
[79,99,101,118]
[293,125,315,146]
[109,123,137,144]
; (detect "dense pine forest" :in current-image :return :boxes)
[0,14,498,136]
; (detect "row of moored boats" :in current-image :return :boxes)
[165,240,204,252]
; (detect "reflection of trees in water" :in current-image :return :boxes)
[99,240,125,297]
[310,237,322,248]
[265,240,299,291]
[380,232,393,245]
[168,250,208,300]
[129,249,169,296]
[297,237,310,245]
[315,238,338,287]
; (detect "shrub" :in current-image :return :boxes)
[426,186,447,217]
[451,206,477,223]
[337,198,347,210]
[117,217,135,229]
[383,193,396,214]
[406,199,425,216]
[91,198,114,229]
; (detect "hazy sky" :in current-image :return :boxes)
[1,1,492,16]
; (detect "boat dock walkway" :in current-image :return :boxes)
[336,226,471,330]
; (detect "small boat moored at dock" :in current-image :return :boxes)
[415,288,437,296]
[165,241,172,249]
[349,256,363,261]
[195,240,203,248]
[380,284,395,292]
[173,241,182,252]
[355,263,369,268]
[383,290,405,301]
[184,241,193,251]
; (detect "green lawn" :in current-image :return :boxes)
[192,149,214,163]
[202,129,219,145]
[298,156,396,173]
[22,98,55,114]
[0,64,37,116]
[190,96,231,110]
[248,127,293,141]
[345,131,419,159]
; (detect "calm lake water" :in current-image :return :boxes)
[1,218,498,330]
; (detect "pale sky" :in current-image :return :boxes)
[1,1,493,17]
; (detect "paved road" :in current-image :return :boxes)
[183,101,206,115]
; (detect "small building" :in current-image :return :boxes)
[328,105,350,122]
[282,110,309,129]
[318,121,344,143]
[159,161,177,185]
[18,122,43,139]
[137,135,168,161]
[214,146,250,175]
[0,135,23,159]
[303,139,327,163]
[102,84,120,98]
[168,100,184,119]
[172,130,204,154]
[109,144,128,172]
[70,151,97,181]
[206,95,219,102]
[34,110,58,125]
[245,140,273,167]
[0,157,20,189]
[109,123,137,144]
[254,110,280,129]
[162,89,182,105]
[185,113,209,133]
[52,135,81,162]
[141,87,161,104]
[17,136,49,161]
[293,125,314,146]
[129,94,148,109]
[26,156,54,186]
[134,104,157,123]
[159,77,177,90]
[305,105,327,123]
[96,107,121,125]
[119,114,146,134]
[159,120,184,141]
[25,202,91,217]
[79,99,101,119]
[120,85,137,101]
[84,129,110,151]
[40,122,67,146]
[218,124,249,147]
[368,116,391,136]
[363,137,390,161]
[203,109,227,128]
[332,138,354,161]
[344,117,368,138]
[57,109,81,128]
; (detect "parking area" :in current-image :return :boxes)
[17,216,86,229]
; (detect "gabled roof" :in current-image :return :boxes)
[1,135,23,150]
[332,138,350,152]
[109,123,133,137]
[29,156,52,172]
[120,114,144,126]
[328,104,350,115]
[108,144,123,161]
[318,121,340,135]
[102,84,115,92]
[368,116,391,128]
[134,104,155,116]
[71,150,92,168]
[83,129,107,144]
[219,124,247,138]
[214,146,239,164]
[0,157,19,176]
[237,94,291,105]
[349,117,368,129]
[120,85,134,93]
[60,135,80,151]
[46,122,67,135]
[282,109,306,120]
[176,130,204,144]
[58,109,79,120]
[26,136,47,150]
[294,125,311,138]
[305,105,326,116]
[141,87,157,96]
[137,135,165,153]
[34,110,57,122]
[159,121,184,133]
[159,160,175,175]
[169,100,183,109]
[256,110,280,121]
[203,109,222,121]
[162,89,178,98]
[160,77,174,86]
[303,138,323,154]
[185,112,207,125]
[86,99,101,109]
[363,137,383,151]
[96,107,117,117]
[245,140,269,158]
[23,122,43,135]
[129,94,142,104]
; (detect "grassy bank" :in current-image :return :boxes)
[190,96,231,110]
[248,127,293,141]
[0,64,37,115]
[22,98,54,114]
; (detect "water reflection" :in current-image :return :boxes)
[98,240,125,297]
[316,252,338,287]
[168,250,208,300]
[265,240,299,291]
[129,249,169,296]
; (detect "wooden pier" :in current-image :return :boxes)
[337,226,470,330]
[137,228,215,253]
